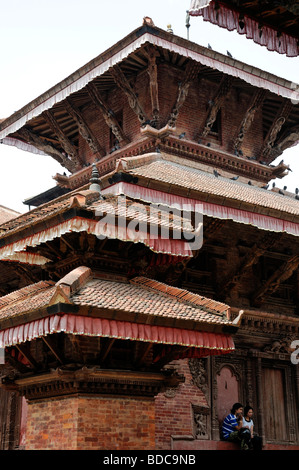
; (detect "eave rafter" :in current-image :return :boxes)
[168,60,201,128]
[110,64,148,124]
[64,97,106,158]
[86,82,129,144]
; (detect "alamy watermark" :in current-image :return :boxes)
[291,340,299,365]
[94,196,204,251]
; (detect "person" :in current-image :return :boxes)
[242,406,263,451]
[222,403,251,450]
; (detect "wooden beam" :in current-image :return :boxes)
[110,64,148,124]
[15,344,39,370]
[42,336,64,364]
[87,82,129,144]
[253,254,299,306]
[200,76,232,138]
[234,89,266,151]
[64,97,106,157]
[168,60,201,128]
[220,233,282,295]
[99,338,115,363]
[43,110,82,169]
[16,127,76,173]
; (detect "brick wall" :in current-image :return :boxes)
[155,359,209,450]
[77,64,264,165]
[25,395,155,450]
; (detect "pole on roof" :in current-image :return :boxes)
[186,10,191,40]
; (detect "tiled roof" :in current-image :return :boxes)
[71,276,231,324]
[0,267,232,329]
[119,154,299,219]
[0,281,55,321]
[0,188,194,244]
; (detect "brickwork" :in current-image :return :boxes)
[155,359,209,450]
[76,64,264,166]
[25,395,155,450]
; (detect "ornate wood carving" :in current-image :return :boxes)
[16,127,76,173]
[192,405,210,439]
[64,98,105,157]
[110,64,148,124]
[43,110,82,169]
[234,89,266,151]
[200,76,232,138]
[220,232,282,296]
[271,124,299,159]
[261,100,293,159]
[168,60,200,128]
[1,367,184,401]
[86,82,128,144]
[143,45,160,125]
[253,254,299,306]
[189,358,209,401]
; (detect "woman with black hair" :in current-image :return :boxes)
[242,406,263,451]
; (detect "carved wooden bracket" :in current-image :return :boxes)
[110,64,148,124]
[234,89,266,151]
[168,60,200,128]
[16,127,77,173]
[253,254,299,305]
[261,100,293,159]
[43,110,82,169]
[220,232,282,295]
[200,76,232,138]
[65,97,105,157]
[86,82,129,144]
[143,44,160,125]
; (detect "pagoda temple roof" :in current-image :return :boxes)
[189,0,299,57]
[0,266,238,356]
[0,20,298,173]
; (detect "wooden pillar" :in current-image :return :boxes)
[255,356,265,444]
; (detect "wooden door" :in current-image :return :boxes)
[262,368,288,442]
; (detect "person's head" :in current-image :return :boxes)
[244,406,254,419]
[231,402,243,416]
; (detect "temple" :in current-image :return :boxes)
[0,15,298,450]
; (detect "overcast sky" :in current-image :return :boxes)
[0,0,298,213]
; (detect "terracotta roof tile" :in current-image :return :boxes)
[0,270,231,328]
[0,281,55,320]
[71,277,231,324]
[122,155,299,218]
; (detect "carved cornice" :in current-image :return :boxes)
[1,367,184,401]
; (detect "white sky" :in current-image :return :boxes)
[0,0,298,213]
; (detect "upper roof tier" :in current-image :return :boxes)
[0,19,298,178]
[189,0,299,57]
